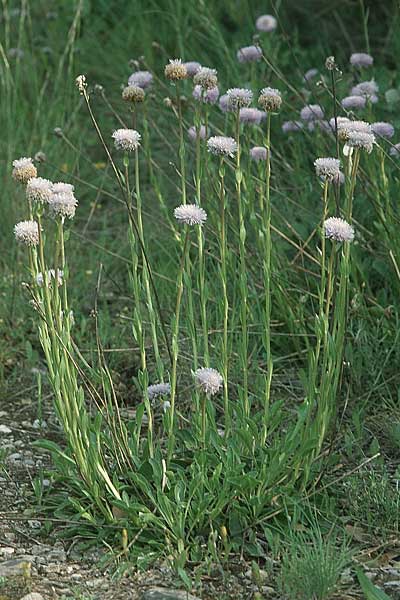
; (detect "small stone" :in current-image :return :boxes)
[0,424,12,434]
[0,558,33,577]
[384,581,400,589]
[20,593,44,600]
[32,419,47,429]
[141,589,201,600]
[340,567,354,585]
[8,452,22,461]
[0,547,15,556]
[28,520,41,529]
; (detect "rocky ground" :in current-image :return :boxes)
[1,393,400,600]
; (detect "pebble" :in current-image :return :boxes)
[141,588,201,600]
[19,594,44,600]
[0,424,12,434]
[0,557,33,577]
[384,581,400,589]
[0,546,15,556]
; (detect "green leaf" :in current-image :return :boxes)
[356,569,392,599]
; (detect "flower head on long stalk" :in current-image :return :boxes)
[12,157,37,183]
[14,220,40,246]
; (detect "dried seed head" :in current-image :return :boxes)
[128,70,153,89]
[12,157,37,184]
[34,151,47,163]
[26,177,53,204]
[112,129,141,152]
[250,146,267,161]
[194,367,223,396]
[165,58,187,81]
[258,87,282,112]
[174,204,207,226]
[122,85,145,103]
[75,74,87,93]
[350,52,373,68]
[314,157,341,181]
[207,136,238,157]
[256,14,277,32]
[193,67,218,90]
[14,220,40,246]
[325,56,336,71]
[226,87,253,110]
[324,217,354,242]
[237,45,262,63]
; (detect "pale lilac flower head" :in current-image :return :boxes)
[147,383,171,400]
[303,68,319,82]
[193,84,219,104]
[128,70,153,89]
[314,120,333,134]
[250,146,267,161]
[371,122,395,139]
[346,130,375,153]
[174,204,207,226]
[390,143,400,157]
[324,217,354,242]
[184,61,201,77]
[227,87,253,110]
[341,95,366,110]
[193,67,218,90]
[207,136,238,157]
[256,14,277,32]
[282,120,303,133]
[314,158,341,181]
[219,94,234,113]
[237,45,262,63]
[188,125,207,141]
[300,104,324,121]
[337,119,372,141]
[194,367,223,396]
[239,108,265,124]
[14,220,39,246]
[258,87,282,111]
[350,53,373,68]
[351,80,379,102]
[26,177,53,204]
[165,58,187,81]
[12,157,37,184]
[112,129,141,152]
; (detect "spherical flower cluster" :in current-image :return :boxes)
[207,136,238,157]
[237,45,262,63]
[346,131,375,153]
[303,68,319,82]
[371,122,395,139]
[337,119,371,141]
[226,87,253,110]
[341,95,366,110]
[147,382,171,400]
[165,58,187,81]
[250,146,267,161]
[351,80,378,103]
[193,85,219,104]
[26,177,53,204]
[122,85,145,103]
[128,70,153,89]
[255,14,277,32]
[282,120,303,133]
[12,157,37,184]
[314,158,341,181]
[350,52,373,68]
[52,182,75,195]
[194,367,223,396]
[48,192,78,219]
[188,125,207,141]
[258,87,282,112]
[36,269,64,287]
[184,61,201,77]
[239,108,265,125]
[324,217,354,242]
[174,204,207,226]
[14,220,39,246]
[112,129,141,152]
[300,104,324,121]
[193,67,218,90]
[219,94,234,113]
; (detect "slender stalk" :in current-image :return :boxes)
[218,158,229,433]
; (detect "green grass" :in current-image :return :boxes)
[2,0,400,596]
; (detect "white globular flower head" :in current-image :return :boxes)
[324,217,355,243]
[26,177,53,204]
[341,95,366,110]
[250,146,268,161]
[371,122,395,139]
[12,157,37,184]
[174,204,207,226]
[237,45,262,63]
[36,269,64,287]
[52,182,75,195]
[14,220,40,246]
[256,14,277,32]
[314,157,341,182]
[350,53,373,68]
[337,120,372,141]
[258,87,282,112]
[165,58,187,81]
[300,104,324,121]
[112,129,141,152]
[207,136,238,157]
[48,192,78,219]
[147,383,171,400]
[193,67,218,90]
[346,131,375,153]
[128,70,153,89]
[226,87,253,110]
[194,367,223,396]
